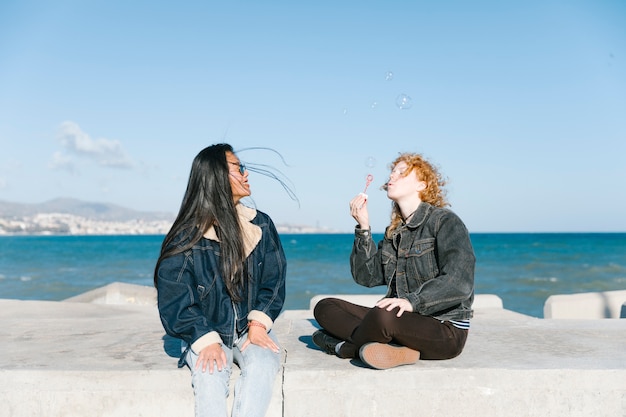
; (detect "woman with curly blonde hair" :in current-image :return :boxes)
[313,152,475,369]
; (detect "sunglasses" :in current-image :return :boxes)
[228,162,247,175]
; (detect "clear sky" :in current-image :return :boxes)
[1,0,625,233]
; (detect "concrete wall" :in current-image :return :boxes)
[544,290,626,319]
[2,284,625,416]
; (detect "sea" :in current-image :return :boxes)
[1,233,625,318]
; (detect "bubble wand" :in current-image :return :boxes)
[363,174,373,194]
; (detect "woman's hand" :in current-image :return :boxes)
[376,297,414,317]
[196,343,227,374]
[241,322,279,353]
[349,193,370,230]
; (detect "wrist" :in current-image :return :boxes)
[248,320,267,330]
[355,225,371,236]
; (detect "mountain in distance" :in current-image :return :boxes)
[0,198,175,222]
[0,198,340,234]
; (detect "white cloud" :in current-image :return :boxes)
[56,121,133,168]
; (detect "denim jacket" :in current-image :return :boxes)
[350,202,475,321]
[156,209,286,357]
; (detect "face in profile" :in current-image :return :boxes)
[226,152,250,203]
[385,161,424,202]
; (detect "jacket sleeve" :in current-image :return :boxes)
[248,215,286,329]
[406,212,476,316]
[156,249,222,350]
[350,227,387,288]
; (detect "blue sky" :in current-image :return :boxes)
[1,0,625,233]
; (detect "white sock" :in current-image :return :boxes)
[335,341,345,355]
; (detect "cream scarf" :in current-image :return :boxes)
[203,204,262,258]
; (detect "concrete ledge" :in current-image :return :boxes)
[63,281,157,305]
[2,286,626,416]
[544,290,626,319]
[0,297,282,417]
[280,308,626,416]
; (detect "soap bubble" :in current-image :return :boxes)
[365,156,376,168]
[385,71,394,81]
[370,101,378,109]
[395,93,412,110]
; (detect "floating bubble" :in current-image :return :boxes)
[365,156,376,168]
[395,93,412,110]
[385,71,394,81]
[342,108,348,115]
[370,101,378,109]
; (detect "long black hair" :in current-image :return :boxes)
[153,143,246,301]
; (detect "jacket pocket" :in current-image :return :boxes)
[406,238,438,283]
[196,275,219,301]
[196,285,207,300]
[381,248,397,281]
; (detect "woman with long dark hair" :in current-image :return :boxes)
[154,143,286,417]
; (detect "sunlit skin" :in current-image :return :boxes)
[226,152,251,203]
[349,161,427,318]
[195,151,279,374]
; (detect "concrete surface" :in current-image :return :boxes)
[543,289,626,319]
[1,283,625,417]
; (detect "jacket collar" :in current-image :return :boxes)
[406,202,433,229]
[203,204,262,257]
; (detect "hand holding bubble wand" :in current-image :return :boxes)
[354,157,376,216]
[355,174,374,213]
[359,174,374,201]
[360,156,376,196]
[359,157,376,202]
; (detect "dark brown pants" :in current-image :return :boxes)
[313,297,468,360]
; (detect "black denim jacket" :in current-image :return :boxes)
[350,202,475,321]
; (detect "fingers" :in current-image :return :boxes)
[350,194,370,227]
[196,344,227,374]
[245,332,280,353]
[197,355,218,374]
[375,298,397,310]
[240,338,251,352]
[259,334,279,352]
[376,298,413,317]
[350,194,368,211]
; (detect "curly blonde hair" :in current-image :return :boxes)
[386,152,449,237]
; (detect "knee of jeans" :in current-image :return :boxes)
[241,353,281,378]
[367,305,399,327]
[313,297,333,322]
[190,364,232,396]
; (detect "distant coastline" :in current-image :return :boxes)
[3,198,620,236]
[0,214,339,236]
[0,213,338,236]
[0,198,338,236]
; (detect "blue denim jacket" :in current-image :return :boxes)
[156,210,286,352]
[350,202,475,320]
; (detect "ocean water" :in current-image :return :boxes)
[1,233,625,318]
